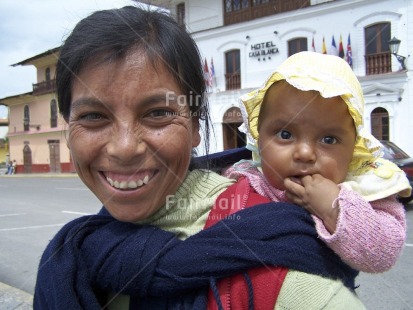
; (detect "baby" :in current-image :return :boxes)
[226,51,411,272]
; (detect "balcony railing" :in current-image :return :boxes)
[33,79,56,96]
[365,52,391,75]
[224,0,310,26]
[225,73,241,90]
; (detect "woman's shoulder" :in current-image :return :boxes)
[187,169,235,190]
[275,270,366,310]
[191,147,252,173]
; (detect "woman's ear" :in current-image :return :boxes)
[191,117,201,148]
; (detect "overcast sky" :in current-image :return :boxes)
[0,0,152,122]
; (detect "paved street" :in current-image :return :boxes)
[0,175,412,309]
[0,175,101,296]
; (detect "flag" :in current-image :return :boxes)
[203,58,212,87]
[329,35,338,56]
[338,34,345,58]
[322,37,327,54]
[311,37,316,52]
[346,34,353,68]
[210,57,216,86]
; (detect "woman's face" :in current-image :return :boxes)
[68,50,200,222]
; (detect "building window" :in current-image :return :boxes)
[288,38,308,56]
[225,0,247,12]
[253,0,270,5]
[225,0,233,12]
[222,107,246,150]
[371,107,389,140]
[50,99,58,128]
[23,105,30,131]
[365,22,391,75]
[225,50,241,90]
[224,0,309,25]
[45,67,51,81]
[176,3,185,27]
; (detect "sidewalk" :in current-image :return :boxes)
[0,282,33,310]
[0,172,78,178]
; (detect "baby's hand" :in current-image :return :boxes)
[284,174,340,233]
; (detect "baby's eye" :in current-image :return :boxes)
[276,130,292,140]
[322,136,338,144]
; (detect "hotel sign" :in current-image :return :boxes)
[249,41,279,58]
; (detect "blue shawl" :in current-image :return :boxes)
[33,203,357,309]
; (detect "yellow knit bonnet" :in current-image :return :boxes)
[239,51,411,200]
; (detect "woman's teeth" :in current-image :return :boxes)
[106,175,149,189]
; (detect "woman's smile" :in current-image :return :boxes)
[103,170,156,190]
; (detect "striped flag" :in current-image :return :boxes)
[346,34,353,67]
[203,58,212,87]
[322,37,327,54]
[210,57,216,86]
[329,36,338,56]
[338,34,345,58]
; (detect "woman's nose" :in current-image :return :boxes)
[293,141,316,163]
[106,124,146,162]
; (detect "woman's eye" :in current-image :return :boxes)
[80,112,105,121]
[276,130,292,140]
[322,136,337,144]
[148,109,177,117]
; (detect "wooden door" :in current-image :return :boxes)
[23,144,32,173]
[48,140,61,173]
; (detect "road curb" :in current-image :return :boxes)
[0,282,33,309]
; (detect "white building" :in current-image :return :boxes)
[152,0,413,155]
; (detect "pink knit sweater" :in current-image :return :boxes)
[224,161,406,273]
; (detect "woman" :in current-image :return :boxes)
[34,6,365,309]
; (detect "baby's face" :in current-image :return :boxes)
[258,82,356,190]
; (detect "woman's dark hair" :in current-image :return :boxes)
[56,5,210,154]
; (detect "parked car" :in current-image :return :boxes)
[380,140,413,204]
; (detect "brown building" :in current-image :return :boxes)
[0,47,74,173]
